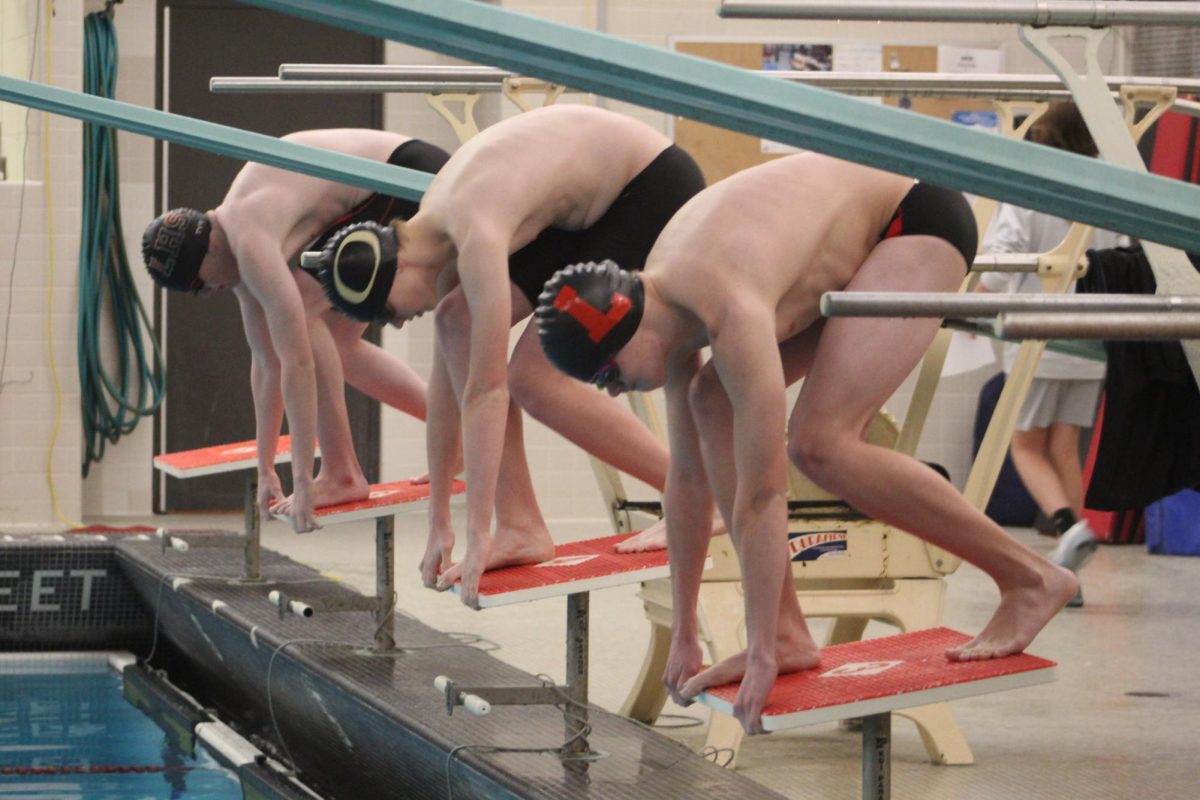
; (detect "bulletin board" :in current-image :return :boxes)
[672,40,996,184]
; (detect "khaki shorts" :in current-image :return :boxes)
[1015,377,1103,432]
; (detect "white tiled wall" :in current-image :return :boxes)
[0,0,84,529]
[0,1,1137,532]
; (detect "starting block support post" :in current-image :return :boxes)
[374,514,396,652]
[862,712,891,800]
[564,591,590,758]
[269,512,397,654]
[155,475,262,583]
[242,476,262,582]
[436,533,688,764]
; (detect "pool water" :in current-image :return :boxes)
[0,659,242,800]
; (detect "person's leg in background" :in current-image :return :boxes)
[1008,379,1100,607]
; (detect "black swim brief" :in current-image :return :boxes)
[878,181,977,270]
[508,144,707,307]
[308,138,450,252]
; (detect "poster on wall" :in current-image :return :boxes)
[760,43,883,154]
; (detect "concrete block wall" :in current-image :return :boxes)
[0,0,84,529]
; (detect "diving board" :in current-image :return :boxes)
[698,628,1056,800]
[152,435,314,479]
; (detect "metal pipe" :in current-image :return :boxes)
[944,319,1106,360]
[210,77,505,93]
[719,1,1200,26]
[276,62,1200,96]
[279,63,510,82]
[971,255,1042,274]
[214,71,1200,118]
[995,311,1200,339]
[821,292,1200,319]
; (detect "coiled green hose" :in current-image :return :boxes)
[79,11,163,476]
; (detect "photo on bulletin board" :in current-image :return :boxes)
[762,43,833,72]
[760,43,883,154]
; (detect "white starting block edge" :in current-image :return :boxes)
[152,441,320,479]
[698,662,1058,732]
[459,556,715,608]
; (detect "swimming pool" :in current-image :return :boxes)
[0,652,242,800]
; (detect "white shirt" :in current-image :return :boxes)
[979,203,1126,380]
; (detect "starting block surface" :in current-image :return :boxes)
[699,627,1057,732]
[463,533,698,607]
[153,436,316,478]
[274,479,466,526]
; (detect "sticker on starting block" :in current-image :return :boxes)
[272,479,466,527]
[153,436,319,479]
[788,530,848,561]
[462,533,711,608]
[698,627,1058,732]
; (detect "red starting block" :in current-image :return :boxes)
[153,436,316,479]
[463,533,689,608]
[440,532,707,760]
[700,627,1056,730]
[699,628,1057,800]
[276,479,467,527]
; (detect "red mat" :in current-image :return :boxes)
[153,436,317,478]
[700,627,1057,731]
[460,533,686,607]
[272,479,466,526]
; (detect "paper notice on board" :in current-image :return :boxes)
[937,45,1004,74]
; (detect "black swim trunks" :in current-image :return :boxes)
[878,181,977,270]
[308,138,450,252]
[508,144,707,306]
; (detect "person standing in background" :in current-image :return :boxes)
[978,103,1127,607]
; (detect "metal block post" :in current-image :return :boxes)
[862,712,892,800]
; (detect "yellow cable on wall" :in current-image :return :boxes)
[41,0,79,529]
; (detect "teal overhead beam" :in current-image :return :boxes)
[239,0,1200,255]
[0,75,432,201]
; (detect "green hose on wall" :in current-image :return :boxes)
[79,9,163,476]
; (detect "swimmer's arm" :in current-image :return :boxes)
[235,288,284,487]
[663,351,712,641]
[708,303,790,664]
[455,226,512,542]
[237,234,320,530]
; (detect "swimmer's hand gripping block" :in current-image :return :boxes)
[455,533,712,607]
[698,627,1057,733]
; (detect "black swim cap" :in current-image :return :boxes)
[535,260,644,383]
[142,208,211,293]
[305,221,399,323]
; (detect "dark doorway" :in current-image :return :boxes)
[153,1,383,512]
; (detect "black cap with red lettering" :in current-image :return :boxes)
[534,260,644,383]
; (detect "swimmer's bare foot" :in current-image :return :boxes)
[615,517,726,554]
[272,472,370,514]
[678,629,822,703]
[408,471,431,486]
[436,524,555,607]
[616,521,667,553]
[946,562,1078,662]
